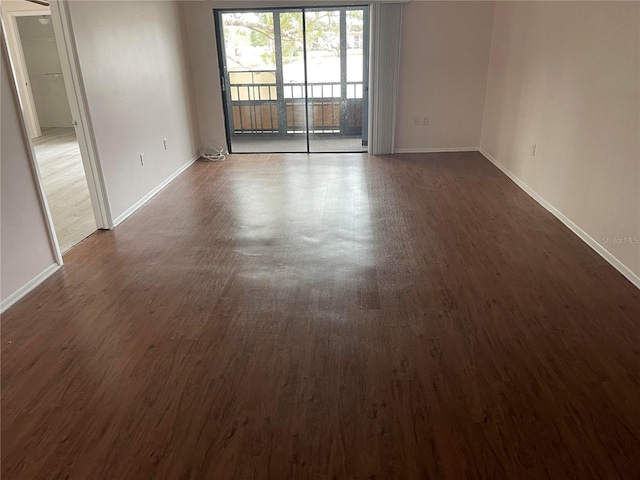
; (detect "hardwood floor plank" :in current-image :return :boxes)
[2,152,640,479]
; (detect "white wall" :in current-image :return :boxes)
[17,15,73,128]
[394,1,495,152]
[1,44,58,307]
[481,1,640,283]
[67,0,200,222]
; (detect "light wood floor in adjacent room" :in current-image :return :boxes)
[33,127,96,253]
[2,152,640,479]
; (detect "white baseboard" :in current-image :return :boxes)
[1,263,61,314]
[479,149,640,290]
[393,147,479,154]
[113,153,200,227]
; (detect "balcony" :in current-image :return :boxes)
[226,71,366,152]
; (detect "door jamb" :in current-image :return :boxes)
[49,0,112,229]
[213,10,233,154]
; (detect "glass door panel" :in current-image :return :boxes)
[217,7,368,154]
[220,10,307,153]
[305,8,367,153]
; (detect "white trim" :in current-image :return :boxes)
[480,149,640,290]
[1,264,61,314]
[112,154,200,227]
[49,0,112,229]
[394,147,478,154]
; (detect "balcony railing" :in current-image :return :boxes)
[227,71,364,136]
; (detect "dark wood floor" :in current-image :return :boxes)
[3,152,640,479]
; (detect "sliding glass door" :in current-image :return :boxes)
[304,8,369,152]
[216,7,369,154]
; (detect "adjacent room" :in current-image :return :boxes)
[5,5,97,252]
[1,0,639,478]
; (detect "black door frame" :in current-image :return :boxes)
[214,5,369,154]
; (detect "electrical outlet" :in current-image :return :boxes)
[140,153,144,166]
[423,116,429,126]
[413,117,420,126]
[163,138,168,150]
[531,144,537,157]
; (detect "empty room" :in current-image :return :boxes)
[1,0,639,478]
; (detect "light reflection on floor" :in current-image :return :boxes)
[230,154,374,294]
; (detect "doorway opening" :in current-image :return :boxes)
[8,11,97,253]
[216,6,369,154]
